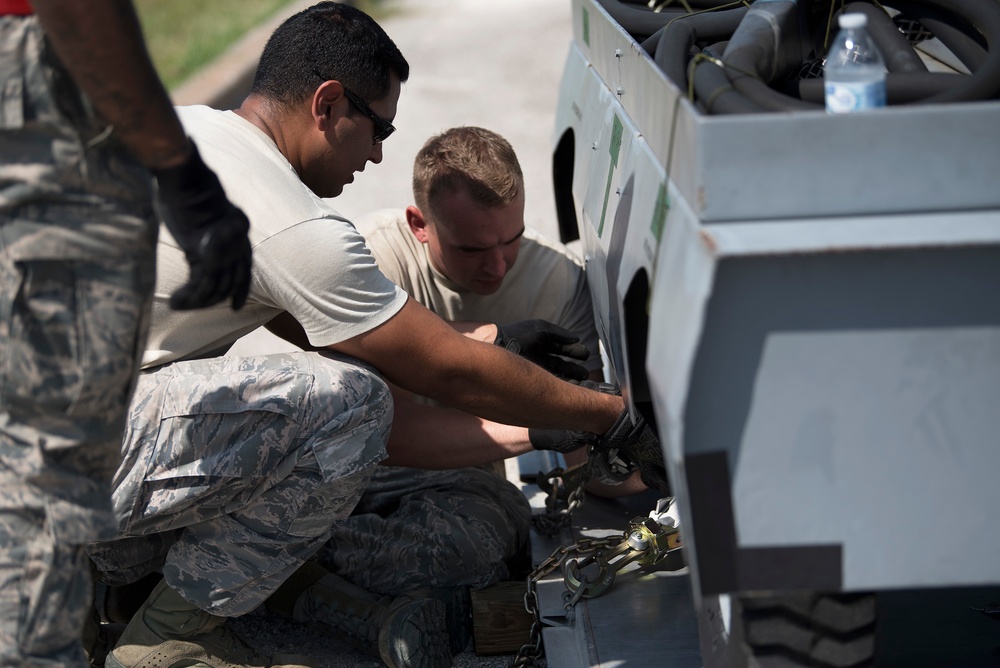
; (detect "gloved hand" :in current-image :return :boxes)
[528,381,618,453]
[595,410,670,493]
[152,144,253,311]
[528,429,594,454]
[494,319,590,381]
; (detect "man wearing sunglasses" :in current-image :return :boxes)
[87,4,660,668]
[318,70,397,145]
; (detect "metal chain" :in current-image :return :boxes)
[530,451,596,537]
[516,448,678,665]
[510,535,623,668]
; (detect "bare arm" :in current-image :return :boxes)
[381,387,533,468]
[31,0,191,169]
[382,390,648,495]
[330,298,624,434]
[264,312,500,350]
[264,312,601,467]
[447,321,496,342]
[383,381,651,490]
[268,308,648,483]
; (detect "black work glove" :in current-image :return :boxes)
[152,144,252,311]
[528,381,618,453]
[528,429,594,454]
[494,319,590,381]
[596,410,670,494]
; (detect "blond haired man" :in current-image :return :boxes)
[265,128,650,663]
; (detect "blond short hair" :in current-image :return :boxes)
[412,127,523,216]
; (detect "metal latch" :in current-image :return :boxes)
[563,503,683,599]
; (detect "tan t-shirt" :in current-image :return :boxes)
[142,107,407,369]
[355,208,601,373]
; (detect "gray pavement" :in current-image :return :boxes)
[173,0,574,666]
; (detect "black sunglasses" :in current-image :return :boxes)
[313,69,395,143]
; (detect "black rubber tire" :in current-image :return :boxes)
[736,592,877,668]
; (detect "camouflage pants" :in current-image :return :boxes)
[88,352,392,618]
[0,15,157,667]
[317,465,531,595]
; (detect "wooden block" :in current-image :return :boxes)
[470,580,534,655]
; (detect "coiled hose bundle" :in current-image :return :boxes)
[593,0,1000,113]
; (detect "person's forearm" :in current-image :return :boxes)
[382,391,533,468]
[424,341,623,434]
[335,299,624,434]
[31,0,191,168]
[447,321,497,343]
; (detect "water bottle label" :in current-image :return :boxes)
[825,80,886,113]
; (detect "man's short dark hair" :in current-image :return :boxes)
[251,2,409,108]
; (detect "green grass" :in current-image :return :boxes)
[136,0,297,89]
[136,0,392,91]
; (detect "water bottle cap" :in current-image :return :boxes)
[838,13,867,29]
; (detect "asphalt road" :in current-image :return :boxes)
[195,0,575,665]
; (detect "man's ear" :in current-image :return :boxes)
[405,205,430,243]
[312,79,345,131]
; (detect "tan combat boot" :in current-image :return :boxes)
[267,562,450,668]
[105,579,312,668]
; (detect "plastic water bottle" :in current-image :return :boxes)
[824,13,886,113]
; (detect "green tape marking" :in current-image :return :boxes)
[650,182,669,244]
[597,114,623,238]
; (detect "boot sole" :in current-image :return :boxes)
[397,586,472,656]
[434,587,472,655]
[379,597,451,668]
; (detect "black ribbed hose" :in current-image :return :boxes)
[647,6,749,90]
[842,2,928,72]
[790,71,968,103]
[592,0,689,38]
[893,0,988,71]
[889,0,1000,102]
